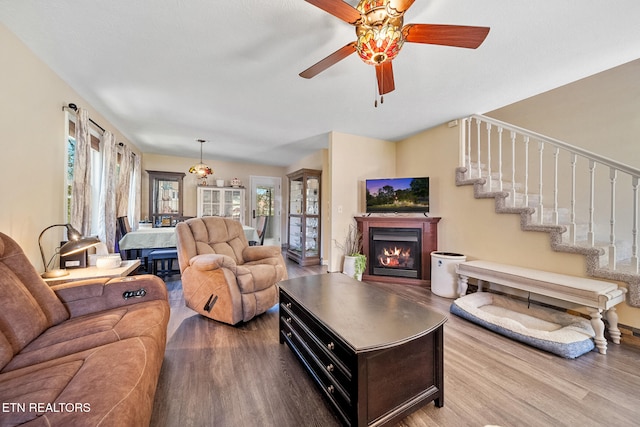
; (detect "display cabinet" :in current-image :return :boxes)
[287,168,321,266]
[197,186,245,223]
[147,170,185,227]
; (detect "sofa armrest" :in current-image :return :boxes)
[243,245,282,262]
[190,253,237,272]
[52,274,168,318]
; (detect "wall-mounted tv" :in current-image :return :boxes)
[366,177,429,214]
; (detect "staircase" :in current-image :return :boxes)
[455,114,640,307]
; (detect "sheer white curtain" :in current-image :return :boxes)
[116,144,140,233]
[116,144,132,217]
[98,131,118,251]
[70,108,92,236]
[128,152,141,230]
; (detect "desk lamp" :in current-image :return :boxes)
[38,223,101,278]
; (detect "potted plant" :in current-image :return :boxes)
[337,223,367,280]
[352,252,367,281]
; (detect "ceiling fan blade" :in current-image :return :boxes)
[299,42,357,79]
[375,62,395,95]
[304,0,362,25]
[389,0,416,14]
[403,23,490,49]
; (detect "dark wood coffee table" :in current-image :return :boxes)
[279,273,446,427]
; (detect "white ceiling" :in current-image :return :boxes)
[2,0,640,166]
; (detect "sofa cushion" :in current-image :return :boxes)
[0,331,13,371]
[2,299,169,373]
[0,234,69,368]
[0,234,68,325]
[0,336,164,426]
[0,264,65,365]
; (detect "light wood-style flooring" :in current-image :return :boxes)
[150,258,640,427]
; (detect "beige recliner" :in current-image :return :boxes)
[176,217,287,324]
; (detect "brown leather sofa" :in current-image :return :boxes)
[176,217,287,325]
[0,232,169,426]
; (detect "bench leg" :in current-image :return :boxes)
[458,274,469,296]
[606,307,622,345]
[587,308,607,354]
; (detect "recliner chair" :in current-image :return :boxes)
[175,217,287,325]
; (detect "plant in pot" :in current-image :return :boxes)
[337,223,367,280]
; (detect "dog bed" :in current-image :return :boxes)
[450,292,595,358]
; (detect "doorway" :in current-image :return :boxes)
[249,176,282,247]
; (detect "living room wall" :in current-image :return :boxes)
[0,22,138,271]
[328,132,396,272]
[142,153,286,230]
[487,59,640,170]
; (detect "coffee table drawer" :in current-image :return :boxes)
[280,291,355,367]
[281,302,352,388]
[280,320,353,424]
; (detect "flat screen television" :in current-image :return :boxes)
[365,177,429,214]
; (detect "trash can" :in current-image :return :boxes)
[430,252,466,298]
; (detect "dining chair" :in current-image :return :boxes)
[257,215,269,245]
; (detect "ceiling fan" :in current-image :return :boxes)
[299,0,490,103]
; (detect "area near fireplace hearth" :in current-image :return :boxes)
[355,216,441,286]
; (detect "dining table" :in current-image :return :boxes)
[119,224,260,252]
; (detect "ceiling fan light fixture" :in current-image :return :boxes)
[189,139,213,177]
[355,23,404,65]
[355,0,405,65]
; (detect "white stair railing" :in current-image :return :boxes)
[460,114,640,273]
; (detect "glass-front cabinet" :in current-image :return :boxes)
[287,168,321,266]
[197,186,245,223]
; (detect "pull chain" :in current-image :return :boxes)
[374,67,385,107]
[374,73,379,107]
[373,68,384,108]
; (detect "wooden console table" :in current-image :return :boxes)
[279,273,446,426]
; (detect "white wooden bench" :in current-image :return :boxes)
[456,260,627,354]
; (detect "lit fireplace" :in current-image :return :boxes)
[370,228,421,279]
[378,245,414,269]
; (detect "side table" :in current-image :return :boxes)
[43,259,141,286]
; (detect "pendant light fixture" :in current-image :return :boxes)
[189,139,213,184]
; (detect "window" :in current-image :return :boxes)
[65,113,102,235]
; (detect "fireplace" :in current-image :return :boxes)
[356,216,440,286]
[371,228,421,279]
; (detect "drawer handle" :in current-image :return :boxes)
[326,364,334,372]
[327,342,335,351]
[327,385,334,394]
[286,332,292,338]
[286,317,292,323]
[285,302,292,308]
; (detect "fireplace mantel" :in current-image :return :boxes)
[355,216,441,286]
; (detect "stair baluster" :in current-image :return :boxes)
[486,122,492,191]
[569,153,577,244]
[609,168,617,270]
[588,160,596,246]
[632,176,639,273]
[510,131,517,207]
[537,141,544,223]
[552,147,560,225]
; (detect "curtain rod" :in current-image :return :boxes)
[62,103,105,133]
[62,102,134,155]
